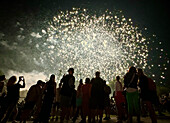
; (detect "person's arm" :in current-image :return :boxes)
[60,74,66,84]
[53,82,57,102]
[18,77,25,88]
[123,75,128,88]
[89,84,92,98]
[22,78,26,88]
[73,76,75,85]
[54,82,57,95]
[115,82,118,96]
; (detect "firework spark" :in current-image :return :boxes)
[33,8,150,81]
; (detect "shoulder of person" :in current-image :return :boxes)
[106,85,111,89]
[104,85,111,92]
[124,73,129,79]
[99,77,104,81]
[65,74,70,77]
[125,72,130,76]
[71,75,75,80]
[45,81,50,85]
[61,74,68,79]
[29,84,36,89]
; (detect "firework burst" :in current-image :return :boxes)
[36,8,150,81]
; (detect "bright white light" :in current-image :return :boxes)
[39,8,148,80]
[106,81,109,85]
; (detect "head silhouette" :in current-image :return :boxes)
[95,71,100,78]
[37,80,44,86]
[128,66,137,73]
[68,68,74,75]
[137,68,144,77]
[50,74,55,82]
[7,76,17,86]
[116,76,120,81]
[85,78,90,84]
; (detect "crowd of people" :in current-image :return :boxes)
[0,66,168,123]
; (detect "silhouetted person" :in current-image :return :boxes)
[56,83,62,111]
[20,80,44,122]
[33,81,46,123]
[0,75,6,107]
[90,71,105,123]
[114,76,126,123]
[71,85,77,121]
[103,80,111,120]
[138,69,157,123]
[51,83,62,121]
[0,76,25,123]
[60,68,75,123]
[72,79,83,123]
[39,74,56,123]
[124,66,140,123]
[82,78,92,123]
[164,94,170,113]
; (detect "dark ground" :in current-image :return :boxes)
[6,113,170,123]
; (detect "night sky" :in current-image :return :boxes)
[0,0,170,88]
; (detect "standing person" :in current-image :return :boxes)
[81,78,92,123]
[70,85,77,120]
[90,71,105,123]
[72,79,83,122]
[103,80,111,120]
[76,79,83,110]
[138,68,157,123]
[114,76,126,123]
[39,74,56,123]
[60,68,75,123]
[124,66,140,123]
[20,80,43,122]
[33,81,46,123]
[0,75,6,107]
[51,83,62,121]
[0,76,25,123]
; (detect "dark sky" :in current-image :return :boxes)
[0,0,169,38]
[0,0,169,49]
[0,0,170,86]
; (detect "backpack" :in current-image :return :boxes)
[104,85,111,95]
[148,77,159,104]
[148,78,156,91]
[68,77,74,88]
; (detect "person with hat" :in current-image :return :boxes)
[60,68,75,123]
